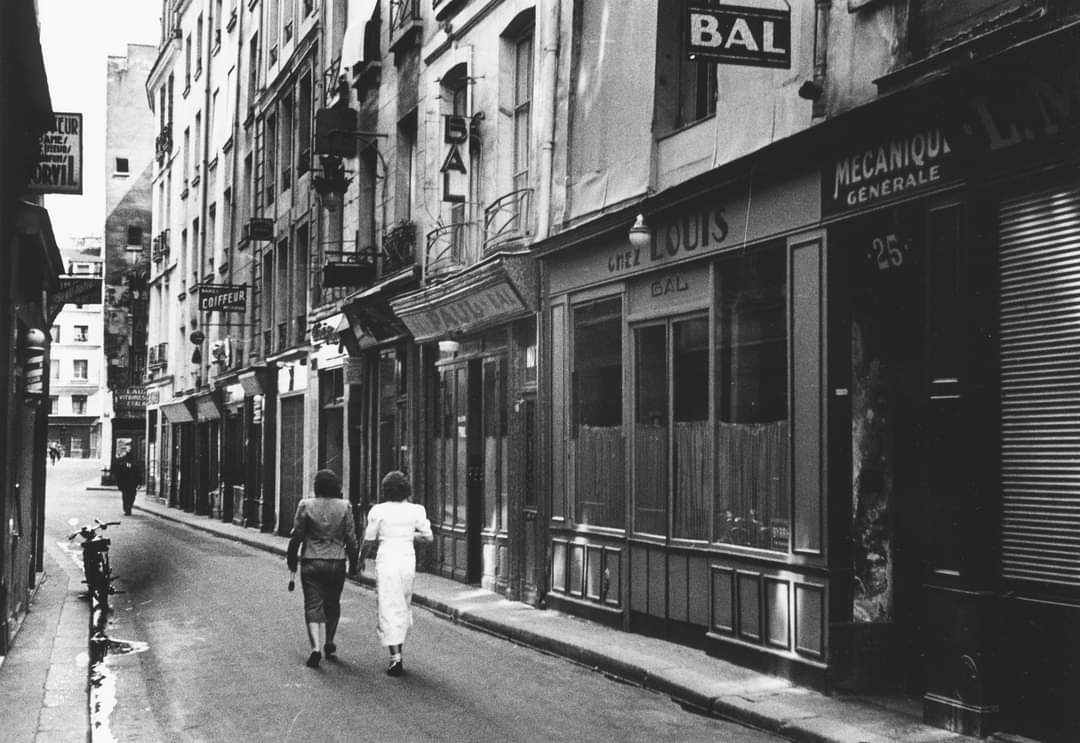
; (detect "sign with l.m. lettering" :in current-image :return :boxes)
[198,284,247,313]
[687,5,790,69]
[27,112,83,195]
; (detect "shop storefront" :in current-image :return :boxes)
[342,270,420,519]
[159,394,195,511]
[536,166,827,678]
[274,357,307,536]
[237,366,275,530]
[192,391,222,517]
[391,252,541,600]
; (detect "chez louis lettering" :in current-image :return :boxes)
[607,206,729,274]
[655,206,729,261]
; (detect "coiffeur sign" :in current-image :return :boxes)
[198,284,247,313]
[27,112,83,195]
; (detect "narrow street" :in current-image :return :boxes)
[45,458,784,742]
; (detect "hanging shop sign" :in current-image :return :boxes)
[27,112,83,195]
[823,127,957,216]
[441,114,469,203]
[113,386,147,416]
[198,284,247,312]
[686,4,790,69]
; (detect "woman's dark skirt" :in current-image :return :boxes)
[300,558,346,623]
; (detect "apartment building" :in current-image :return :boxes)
[48,238,107,459]
[142,2,1080,738]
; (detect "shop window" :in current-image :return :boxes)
[714,245,789,550]
[633,323,668,535]
[572,297,624,528]
[629,315,710,539]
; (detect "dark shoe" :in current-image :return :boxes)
[324,642,336,659]
[386,659,403,676]
[306,651,321,668]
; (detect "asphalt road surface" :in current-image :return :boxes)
[45,458,785,743]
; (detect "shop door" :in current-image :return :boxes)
[432,360,483,584]
[222,410,244,522]
[278,396,305,535]
[842,202,929,693]
[519,392,540,599]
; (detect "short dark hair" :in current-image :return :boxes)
[380,470,410,502]
[313,469,342,497]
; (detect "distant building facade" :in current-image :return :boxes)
[48,237,106,459]
[104,44,156,472]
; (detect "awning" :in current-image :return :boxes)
[342,269,418,344]
[390,252,537,342]
[160,396,195,423]
[340,0,379,74]
[194,392,223,421]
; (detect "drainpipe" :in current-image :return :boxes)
[811,0,830,119]
[534,0,560,240]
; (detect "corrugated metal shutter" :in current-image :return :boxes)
[999,185,1080,589]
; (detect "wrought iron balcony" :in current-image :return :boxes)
[152,229,171,262]
[425,222,470,283]
[155,124,172,165]
[483,188,533,255]
[322,249,378,288]
[383,219,416,271]
[389,0,421,52]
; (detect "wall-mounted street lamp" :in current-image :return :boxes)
[312,155,352,212]
[628,214,651,251]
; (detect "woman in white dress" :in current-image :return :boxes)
[363,470,433,676]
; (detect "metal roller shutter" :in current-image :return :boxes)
[999,185,1080,589]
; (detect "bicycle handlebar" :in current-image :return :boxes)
[68,519,120,540]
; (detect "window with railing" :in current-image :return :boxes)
[425,221,469,282]
[389,0,421,50]
[483,188,532,253]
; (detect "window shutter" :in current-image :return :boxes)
[999,185,1080,589]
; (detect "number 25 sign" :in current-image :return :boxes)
[867,233,910,272]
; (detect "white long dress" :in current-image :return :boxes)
[363,500,433,646]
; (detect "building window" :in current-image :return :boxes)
[714,244,789,550]
[512,28,533,197]
[48,396,58,414]
[72,394,88,415]
[74,325,89,342]
[127,225,143,246]
[396,109,417,222]
[655,6,718,133]
[185,34,192,91]
[572,297,624,528]
[51,325,60,342]
[73,359,88,380]
[115,157,130,175]
[50,360,59,379]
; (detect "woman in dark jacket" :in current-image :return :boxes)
[287,469,359,668]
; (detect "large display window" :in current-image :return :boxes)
[571,297,624,528]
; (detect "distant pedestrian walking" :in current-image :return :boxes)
[362,470,433,676]
[48,442,61,465]
[286,469,358,668]
[112,451,139,515]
